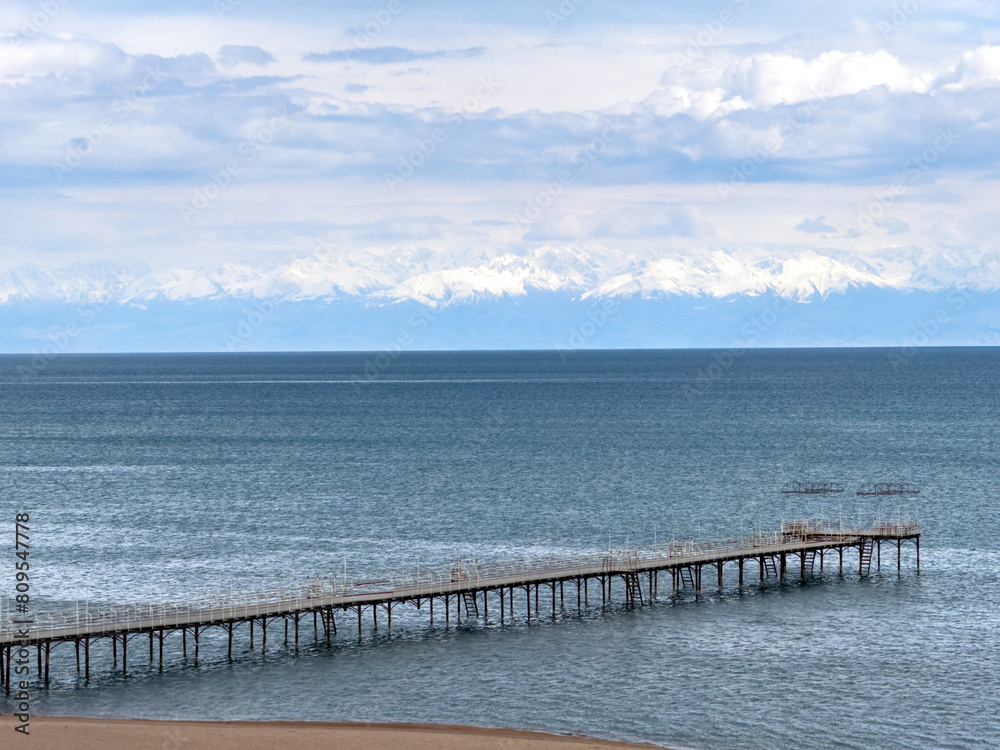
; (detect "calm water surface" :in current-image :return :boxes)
[0,349,998,750]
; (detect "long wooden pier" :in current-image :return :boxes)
[0,519,920,690]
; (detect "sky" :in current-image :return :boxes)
[1,1,1000,352]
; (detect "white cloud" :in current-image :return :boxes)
[945,44,1000,88]
[0,1,998,301]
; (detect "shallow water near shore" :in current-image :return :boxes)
[1,348,998,749]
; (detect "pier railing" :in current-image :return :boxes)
[0,519,920,642]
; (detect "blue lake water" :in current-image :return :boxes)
[1,348,998,749]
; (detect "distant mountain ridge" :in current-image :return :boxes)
[2,246,997,307]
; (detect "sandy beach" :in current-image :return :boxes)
[0,716,668,749]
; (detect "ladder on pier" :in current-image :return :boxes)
[462,591,479,618]
[859,539,875,576]
[763,556,778,578]
[679,566,696,589]
[803,550,816,573]
[624,573,644,606]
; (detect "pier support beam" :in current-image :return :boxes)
[6,524,922,684]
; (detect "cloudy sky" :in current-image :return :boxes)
[1,0,998,302]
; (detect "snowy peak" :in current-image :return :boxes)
[589,250,889,301]
[1,246,998,307]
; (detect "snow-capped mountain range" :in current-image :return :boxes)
[1,246,997,307]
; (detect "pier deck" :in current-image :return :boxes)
[0,519,920,688]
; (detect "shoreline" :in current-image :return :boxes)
[0,716,672,749]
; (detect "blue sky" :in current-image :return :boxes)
[1,0,999,288]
